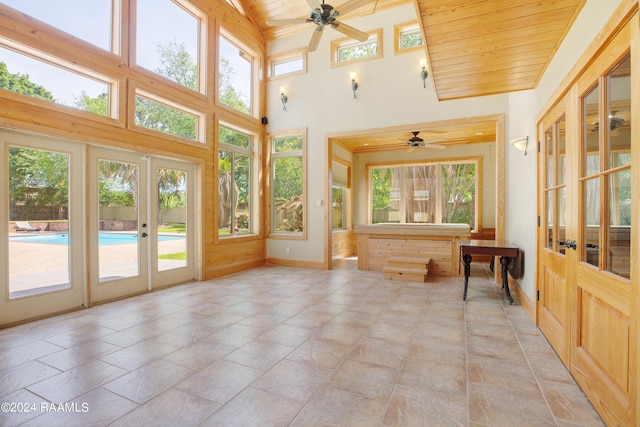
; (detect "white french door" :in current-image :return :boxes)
[0,131,85,325]
[89,148,195,303]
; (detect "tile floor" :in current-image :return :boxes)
[0,260,604,426]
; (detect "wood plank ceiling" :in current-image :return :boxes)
[236,0,586,151]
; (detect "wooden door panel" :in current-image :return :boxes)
[539,250,569,363]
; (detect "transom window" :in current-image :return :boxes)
[134,91,201,142]
[331,29,383,67]
[369,160,479,230]
[268,49,307,79]
[394,22,424,54]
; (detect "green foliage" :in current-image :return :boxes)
[156,41,198,90]
[275,195,303,232]
[158,252,186,260]
[0,62,55,102]
[218,57,250,114]
[9,147,69,220]
[73,91,108,116]
[338,41,377,62]
[401,32,423,49]
[158,223,186,233]
[371,168,392,210]
[157,169,186,208]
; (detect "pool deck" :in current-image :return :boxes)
[7,231,187,293]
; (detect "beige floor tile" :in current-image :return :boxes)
[162,340,236,370]
[538,379,605,426]
[0,340,64,370]
[26,360,127,403]
[102,359,193,404]
[328,359,400,401]
[108,388,219,427]
[37,339,122,371]
[289,385,387,426]
[200,387,303,427]
[0,388,48,427]
[0,360,61,396]
[223,340,294,371]
[175,359,262,404]
[348,337,409,368]
[99,337,179,370]
[398,358,466,395]
[252,358,333,403]
[286,337,353,369]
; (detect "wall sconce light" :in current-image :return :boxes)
[511,136,529,156]
[420,58,428,88]
[349,72,358,98]
[279,86,288,111]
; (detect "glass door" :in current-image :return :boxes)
[150,158,195,288]
[90,148,148,303]
[0,131,85,326]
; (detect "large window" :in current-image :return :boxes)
[270,132,305,235]
[218,125,254,237]
[1,0,114,52]
[136,0,202,91]
[369,160,479,230]
[218,33,253,115]
[0,46,113,117]
[134,91,201,142]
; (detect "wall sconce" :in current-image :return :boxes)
[511,136,529,156]
[349,72,358,98]
[420,58,428,88]
[279,86,288,111]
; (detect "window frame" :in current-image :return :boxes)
[131,87,205,144]
[394,21,424,55]
[0,38,121,122]
[268,48,307,80]
[366,157,481,231]
[268,129,307,239]
[217,122,258,239]
[330,29,383,68]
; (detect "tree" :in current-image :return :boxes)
[0,62,55,102]
[9,147,69,220]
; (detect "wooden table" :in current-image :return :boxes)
[459,240,519,304]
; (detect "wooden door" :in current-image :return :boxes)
[538,102,571,365]
[570,30,635,426]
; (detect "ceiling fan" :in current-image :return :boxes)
[406,131,446,149]
[266,0,371,52]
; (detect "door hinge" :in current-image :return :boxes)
[537,290,540,301]
[537,216,540,227]
[537,140,541,153]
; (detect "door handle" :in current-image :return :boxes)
[141,232,148,238]
[565,240,577,250]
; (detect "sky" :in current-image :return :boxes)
[0,0,250,107]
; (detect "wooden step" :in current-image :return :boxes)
[382,256,431,282]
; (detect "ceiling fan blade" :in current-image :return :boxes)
[306,0,322,10]
[425,137,446,144]
[333,0,370,16]
[266,18,310,26]
[425,144,446,149]
[332,22,369,42]
[308,26,324,52]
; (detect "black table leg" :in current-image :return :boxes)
[499,256,514,304]
[462,254,472,300]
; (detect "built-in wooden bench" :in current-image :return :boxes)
[383,257,431,282]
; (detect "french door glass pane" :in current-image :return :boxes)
[584,177,600,268]
[608,55,631,168]
[218,150,233,236]
[608,170,631,279]
[558,187,566,251]
[558,118,567,185]
[546,190,554,249]
[8,147,70,298]
[546,129,554,187]
[98,159,140,281]
[583,85,600,176]
[157,168,187,272]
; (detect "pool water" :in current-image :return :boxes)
[10,233,184,246]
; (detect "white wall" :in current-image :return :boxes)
[266,3,509,262]
[265,0,625,294]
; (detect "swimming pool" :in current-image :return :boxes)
[10,233,184,246]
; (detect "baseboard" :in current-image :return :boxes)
[265,257,326,270]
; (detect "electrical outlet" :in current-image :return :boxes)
[285,247,290,255]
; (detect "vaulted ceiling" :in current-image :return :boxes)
[235,0,586,150]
